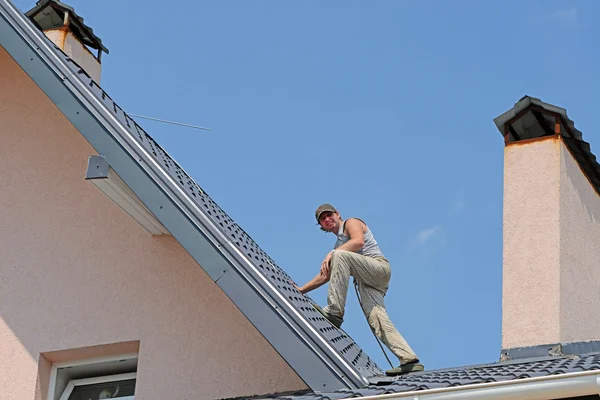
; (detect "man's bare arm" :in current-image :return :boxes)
[333,218,365,252]
[295,219,365,294]
[296,271,329,294]
[313,218,366,280]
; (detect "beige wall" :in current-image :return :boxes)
[559,141,600,342]
[43,29,102,83]
[502,135,600,349]
[502,137,562,348]
[0,46,306,400]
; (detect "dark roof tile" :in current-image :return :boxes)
[247,353,600,400]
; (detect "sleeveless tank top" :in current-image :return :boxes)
[334,218,385,258]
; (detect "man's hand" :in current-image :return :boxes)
[291,253,333,295]
[320,251,333,277]
[289,279,301,292]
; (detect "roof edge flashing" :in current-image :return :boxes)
[501,340,600,362]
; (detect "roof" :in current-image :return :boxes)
[232,351,600,399]
[24,0,109,54]
[493,95,600,196]
[0,0,380,392]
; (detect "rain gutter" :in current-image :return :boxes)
[355,370,600,400]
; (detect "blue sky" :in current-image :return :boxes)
[13,0,600,371]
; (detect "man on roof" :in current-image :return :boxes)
[295,204,424,376]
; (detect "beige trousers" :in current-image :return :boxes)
[323,250,418,364]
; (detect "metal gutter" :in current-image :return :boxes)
[0,0,369,391]
[355,370,600,400]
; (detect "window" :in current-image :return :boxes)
[48,353,138,400]
[59,373,136,400]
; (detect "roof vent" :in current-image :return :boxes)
[25,0,108,83]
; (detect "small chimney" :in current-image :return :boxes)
[25,0,108,83]
[493,96,600,358]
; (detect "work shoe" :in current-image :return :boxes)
[312,303,344,328]
[385,359,425,376]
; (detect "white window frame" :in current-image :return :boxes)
[58,372,136,400]
[48,353,138,400]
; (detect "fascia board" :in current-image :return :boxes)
[0,0,368,391]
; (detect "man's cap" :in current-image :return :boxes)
[315,203,337,222]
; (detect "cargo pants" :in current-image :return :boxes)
[322,249,418,364]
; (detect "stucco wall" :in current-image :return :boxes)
[559,141,600,342]
[502,136,600,349]
[502,137,562,349]
[0,46,306,400]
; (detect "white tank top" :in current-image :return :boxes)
[334,218,385,258]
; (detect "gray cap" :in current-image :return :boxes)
[315,203,337,222]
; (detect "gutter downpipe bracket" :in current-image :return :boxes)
[353,370,600,400]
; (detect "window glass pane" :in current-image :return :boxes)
[68,379,135,400]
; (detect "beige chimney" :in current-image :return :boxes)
[25,0,108,83]
[494,96,600,356]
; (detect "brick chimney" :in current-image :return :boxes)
[493,96,600,358]
[25,0,108,83]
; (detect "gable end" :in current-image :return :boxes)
[0,0,381,392]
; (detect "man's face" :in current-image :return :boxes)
[318,211,340,232]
